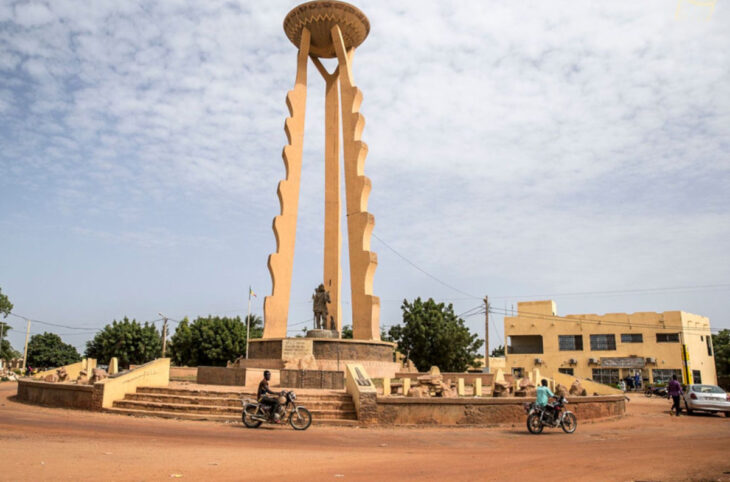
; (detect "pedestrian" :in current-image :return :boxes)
[634,372,641,390]
[668,374,683,416]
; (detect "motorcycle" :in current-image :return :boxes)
[524,396,577,434]
[644,385,668,398]
[242,390,312,431]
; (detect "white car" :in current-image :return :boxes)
[682,384,730,417]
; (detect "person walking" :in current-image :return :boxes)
[668,374,683,416]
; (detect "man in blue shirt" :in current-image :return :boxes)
[536,379,556,420]
[536,378,555,406]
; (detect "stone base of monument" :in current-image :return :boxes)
[231,337,401,379]
[305,329,339,339]
[280,369,344,389]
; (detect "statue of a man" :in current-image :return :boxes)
[312,284,330,330]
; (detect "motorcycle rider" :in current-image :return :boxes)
[258,370,282,422]
[536,379,556,421]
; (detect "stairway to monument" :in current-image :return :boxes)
[105,386,359,427]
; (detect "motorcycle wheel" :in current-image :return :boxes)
[289,407,312,431]
[242,405,262,428]
[560,412,577,433]
[527,413,543,434]
[644,390,652,398]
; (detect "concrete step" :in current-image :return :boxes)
[125,393,355,411]
[137,386,351,402]
[104,407,360,427]
[113,400,357,420]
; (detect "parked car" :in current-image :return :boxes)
[682,384,730,417]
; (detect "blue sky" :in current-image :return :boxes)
[1,0,729,354]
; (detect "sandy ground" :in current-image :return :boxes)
[1,383,729,481]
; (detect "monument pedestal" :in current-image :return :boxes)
[306,329,339,339]
[234,337,400,380]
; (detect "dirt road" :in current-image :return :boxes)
[1,383,729,481]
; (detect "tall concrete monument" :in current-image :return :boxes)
[263,1,380,341]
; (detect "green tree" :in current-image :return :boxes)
[712,329,730,377]
[0,323,21,361]
[0,287,13,318]
[26,332,81,369]
[0,288,19,360]
[490,345,505,357]
[85,317,161,368]
[168,315,261,367]
[341,325,353,339]
[387,298,484,372]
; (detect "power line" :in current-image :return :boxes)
[8,312,98,331]
[371,232,480,299]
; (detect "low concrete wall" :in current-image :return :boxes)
[96,358,170,409]
[18,358,171,411]
[195,367,280,387]
[281,369,344,389]
[197,366,247,386]
[375,395,626,426]
[170,366,197,381]
[17,380,95,410]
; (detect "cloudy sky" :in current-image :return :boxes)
[1,0,728,354]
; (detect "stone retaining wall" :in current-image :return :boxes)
[375,395,626,426]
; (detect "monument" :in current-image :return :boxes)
[244,1,397,378]
[264,0,379,341]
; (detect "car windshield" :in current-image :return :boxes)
[691,385,725,394]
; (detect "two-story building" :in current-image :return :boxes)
[504,300,717,386]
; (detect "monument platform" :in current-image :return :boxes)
[232,337,400,379]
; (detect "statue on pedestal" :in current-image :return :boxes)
[312,284,331,330]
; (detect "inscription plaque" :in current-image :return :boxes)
[282,338,313,359]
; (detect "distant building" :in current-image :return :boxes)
[504,301,716,386]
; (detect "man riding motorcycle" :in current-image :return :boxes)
[536,379,556,421]
[257,370,282,422]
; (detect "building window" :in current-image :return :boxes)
[507,335,544,354]
[706,336,713,356]
[692,370,702,384]
[590,334,616,351]
[621,333,643,343]
[512,367,524,378]
[656,333,680,343]
[558,335,583,351]
[558,368,574,376]
[592,368,619,385]
[652,369,682,384]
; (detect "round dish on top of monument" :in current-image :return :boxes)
[283,1,370,58]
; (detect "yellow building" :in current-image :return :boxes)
[504,301,717,386]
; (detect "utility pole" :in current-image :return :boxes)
[484,296,490,374]
[158,313,168,358]
[245,286,253,359]
[22,319,31,373]
[0,319,5,369]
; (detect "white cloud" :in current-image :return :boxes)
[13,2,54,27]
